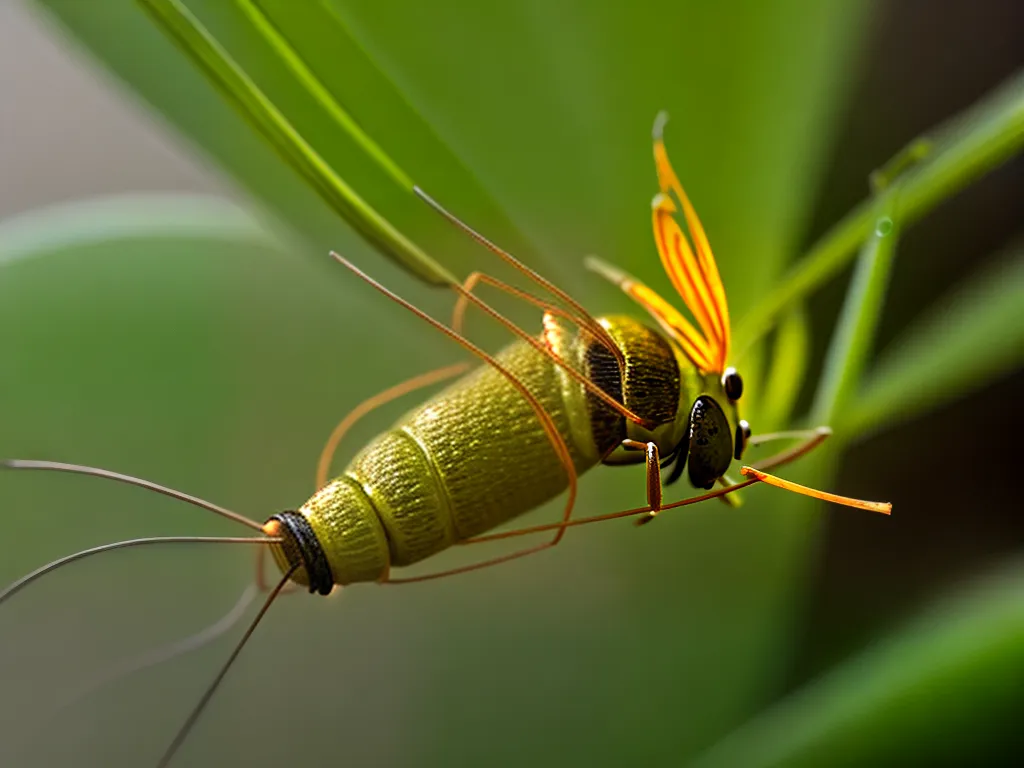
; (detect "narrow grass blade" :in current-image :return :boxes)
[737,69,1024,352]
[842,245,1024,436]
[811,200,900,426]
[757,306,810,432]
[137,0,456,286]
[691,557,1024,768]
[234,0,411,190]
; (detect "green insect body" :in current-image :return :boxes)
[272,315,740,588]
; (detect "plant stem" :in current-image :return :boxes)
[737,70,1024,353]
[811,197,900,426]
[137,0,457,286]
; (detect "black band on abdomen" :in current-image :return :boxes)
[269,511,334,596]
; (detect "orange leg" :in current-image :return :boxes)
[383,434,591,586]
[620,439,663,526]
[415,185,622,361]
[380,426,846,584]
[385,441,640,585]
[411,189,643,426]
[333,253,582,585]
[449,279,653,429]
[458,425,839,548]
[452,271,623,367]
[315,362,471,489]
[382,539,559,585]
[340,273,615,587]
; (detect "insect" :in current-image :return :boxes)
[1,117,890,766]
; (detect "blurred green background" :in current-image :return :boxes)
[1,1,1021,767]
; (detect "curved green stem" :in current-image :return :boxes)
[737,70,1024,353]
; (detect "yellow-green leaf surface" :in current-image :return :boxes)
[7,1,913,765]
[691,557,1024,768]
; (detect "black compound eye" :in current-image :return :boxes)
[687,396,732,490]
[734,419,751,460]
[722,367,743,401]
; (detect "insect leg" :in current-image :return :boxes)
[464,428,844,545]
[414,185,618,351]
[385,447,745,583]
[332,253,582,581]
[315,362,471,489]
[413,188,648,425]
[449,425,887,552]
[463,481,759,546]
[450,279,654,428]
[452,271,624,365]
[620,439,664,526]
[382,539,563,584]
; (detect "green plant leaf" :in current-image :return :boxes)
[737,69,1024,354]
[0,193,282,267]
[841,246,1024,436]
[811,199,900,426]
[136,0,453,285]
[690,556,1024,768]
[756,305,810,432]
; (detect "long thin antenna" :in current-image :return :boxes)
[2,460,266,532]
[740,467,892,514]
[157,564,297,768]
[748,427,832,447]
[412,186,622,355]
[0,536,279,607]
[451,284,655,428]
[329,251,579,537]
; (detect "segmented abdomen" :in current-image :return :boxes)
[298,315,682,586]
[345,337,597,569]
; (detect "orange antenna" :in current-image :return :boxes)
[413,185,621,356]
[740,467,892,514]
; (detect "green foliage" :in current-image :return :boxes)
[811,199,901,428]
[737,70,1024,350]
[691,558,1024,768]
[0,193,283,267]
[136,0,453,285]
[843,247,1024,436]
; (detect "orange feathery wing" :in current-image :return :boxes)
[590,113,732,375]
